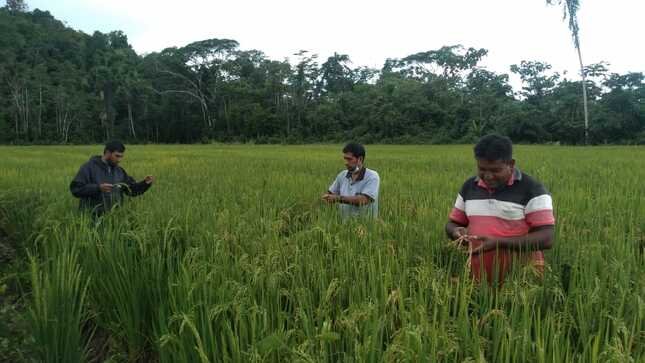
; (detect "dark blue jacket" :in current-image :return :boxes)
[69,156,150,214]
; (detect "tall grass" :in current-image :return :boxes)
[0,144,643,362]
[28,242,90,362]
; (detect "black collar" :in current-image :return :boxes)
[345,167,367,181]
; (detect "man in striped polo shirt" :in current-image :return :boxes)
[445,134,555,285]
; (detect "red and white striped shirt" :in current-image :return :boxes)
[449,168,555,283]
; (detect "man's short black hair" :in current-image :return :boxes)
[342,142,366,160]
[104,140,125,153]
[474,134,513,161]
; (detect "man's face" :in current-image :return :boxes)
[476,158,514,189]
[105,151,124,166]
[343,152,363,172]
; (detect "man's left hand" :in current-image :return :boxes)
[144,175,155,185]
[468,235,500,255]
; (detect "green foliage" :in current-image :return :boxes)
[0,7,643,145]
[0,144,644,361]
[5,0,27,12]
[28,246,90,363]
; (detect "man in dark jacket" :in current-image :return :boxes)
[70,140,154,215]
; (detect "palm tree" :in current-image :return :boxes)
[547,0,589,144]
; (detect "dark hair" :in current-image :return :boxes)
[342,142,366,160]
[104,140,125,153]
[474,134,513,161]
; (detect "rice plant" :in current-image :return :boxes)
[0,144,643,362]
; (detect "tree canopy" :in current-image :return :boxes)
[0,6,643,145]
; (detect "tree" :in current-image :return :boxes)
[595,72,644,143]
[400,45,488,82]
[465,69,513,139]
[511,61,560,103]
[6,0,28,12]
[287,50,319,137]
[318,53,354,95]
[546,0,589,144]
[0,5,642,145]
[151,38,239,132]
[115,55,145,140]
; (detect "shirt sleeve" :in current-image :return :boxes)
[122,169,151,197]
[69,163,100,198]
[525,194,555,227]
[448,193,469,225]
[328,173,341,194]
[358,173,380,201]
[524,180,555,227]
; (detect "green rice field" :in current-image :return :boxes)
[1,144,644,362]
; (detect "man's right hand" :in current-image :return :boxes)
[321,193,339,204]
[99,183,113,193]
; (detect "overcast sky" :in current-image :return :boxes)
[25,0,644,86]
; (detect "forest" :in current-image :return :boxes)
[1,4,643,145]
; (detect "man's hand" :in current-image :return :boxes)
[448,227,470,249]
[451,226,468,240]
[468,235,500,255]
[321,193,340,204]
[144,175,155,185]
[99,183,113,193]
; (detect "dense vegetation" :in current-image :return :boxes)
[1,144,644,362]
[1,5,643,145]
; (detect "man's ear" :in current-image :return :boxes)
[509,159,516,168]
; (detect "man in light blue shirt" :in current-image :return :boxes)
[322,143,380,219]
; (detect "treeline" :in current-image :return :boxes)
[1,6,643,145]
